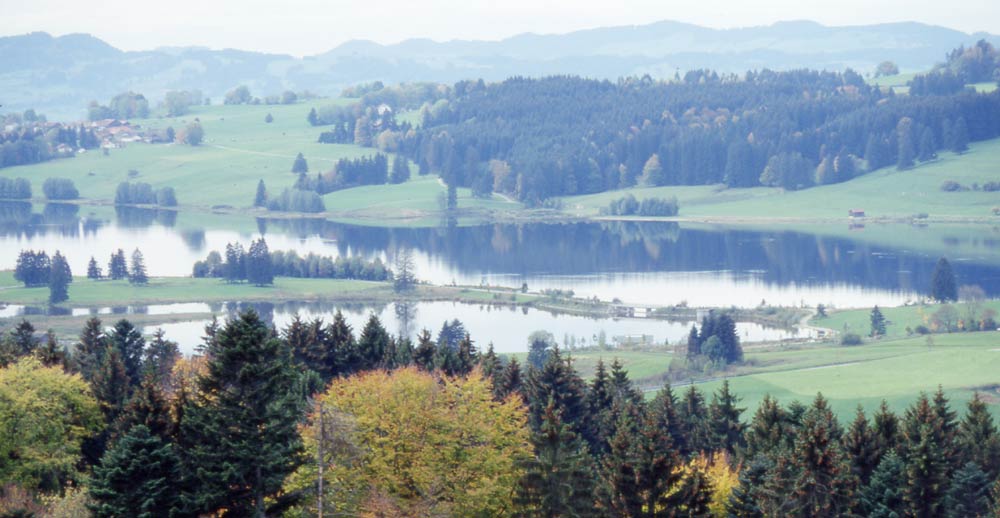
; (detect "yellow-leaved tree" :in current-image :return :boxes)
[0,357,101,491]
[285,367,531,517]
[690,452,740,518]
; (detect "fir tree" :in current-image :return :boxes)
[327,310,358,375]
[413,328,436,371]
[48,250,71,304]
[87,256,103,279]
[708,380,746,455]
[726,457,768,518]
[918,126,937,162]
[143,328,179,385]
[872,399,900,457]
[586,359,615,455]
[496,356,524,401]
[930,257,958,302]
[672,463,714,517]
[454,333,478,376]
[307,107,318,126]
[901,395,951,518]
[89,425,182,518]
[951,117,969,153]
[745,395,789,458]
[601,409,644,516]
[92,345,131,424]
[179,310,305,517]
[246,238,273,286]
[639,386,686,517]
[291,152,308,173]
[514,397,596,518]
[129,248,148,285]
[6,319,37,358]
[37,330,65,368]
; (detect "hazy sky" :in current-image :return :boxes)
[2,0,998,56]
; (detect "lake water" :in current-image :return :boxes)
[2,201,999,350]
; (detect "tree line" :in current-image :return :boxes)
[2,309,999,517]
[341,71,1000,204]
[192,240,392,283]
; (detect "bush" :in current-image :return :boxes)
[155,186,177,207]
[983,181,1000,192]
[914,325,931,335]
[603,194,679,216]
[940,180,963,192]
[0,177,32,199]
[42,178,79,200]
[840,333,863,346]
[266,188,326,213]
[115,182,156,205]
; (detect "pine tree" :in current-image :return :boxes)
[87,256,103,280]
[128,248,148,285]
[496,356,524,401]
[951,117,969,153]
[930,257,958,302]
[291,152,308,173]
[75,317,107,381]
[143,328,179,385]
[638,387,686,517]
[708,380,746,455]
[870,306,887,338]
[586,359,615,455]
[37,330,65,367]
[246,238,273,286]
[179,310,305,517]
[844,406,879,485]
[726,457,768,518]
[678,386,712,456]
[514,397,596,518]
[253,179,267,207]
[454,333,477,375]
[357,314,390,371]
[118,374,175,441]
[327,310,358,374]
[89,424,181,518]
[872,399,900,457]
[609,358,642,405]
[860,451,906,518]
[944,462,991,518]
[958,393,1000,478]
[48,250,71,304]
[601,409,644,516]
[307,107,318,126]
[107,319,145,387]
[918,126,937,162]
[413,328,436,371]
[896,118,915,170]
[92,345,131,424]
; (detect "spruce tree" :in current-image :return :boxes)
[901,395,950,518]
[745,394,789,458]
[89,425,182,518]
[92,345,131,424]
[246,238,273,286]
[677,386,712,456]
[87,256,103,279]
[413,328,436,371]
[75,317,107,381]
[586,359,615,455]
[600,409,644,516]
[930,257,958,302]
[951,117,969,153]
[918,126,937,162]
[496,356,524,401]
[291,152,308,173]
[872,399,900,457]
[48,250,72,304]
[179,310,304,517]
[129,248,148,285]
[844,406,879,485]
[107,319,145,387]
[788,394,855,517]
[327,310,358,374]
[944,462,991,518]
[143,328,179,385]
[108,249,128,280]
[524,347,589,438]
[253,179,267,207]
[958,393,1000,478]
[726,457,768,518]
[870,306,886,337]
[356,313,390,371]
[514,397,596,518]
[860,451,907,518]
[708,380,746,455]
[639,387,686,517]
[672,463,714,517]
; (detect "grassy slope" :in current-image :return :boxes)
[814,301,1000,339]
[695,332,1000,419]
[561,137,1000,220]
[0,272,387,306]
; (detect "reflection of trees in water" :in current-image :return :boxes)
[263,217,1000,296]
[181,230,206,251]
[114,206,177,228]
[0,201,90,238]
[394,301,417,338]
[214,300,390,331]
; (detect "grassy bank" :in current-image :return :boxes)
[813,300,1000,339]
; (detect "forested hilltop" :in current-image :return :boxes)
[319,68,1000,204]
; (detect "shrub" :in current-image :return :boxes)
[42,178,79,200]
[983,181,1000,192]
[0,177,32,199]
[840,333,863,346]
[940,180,963,192]
[266,188,326,213]
[914,325,931,335]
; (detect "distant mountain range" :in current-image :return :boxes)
[2,20,997,120]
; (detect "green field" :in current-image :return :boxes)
[695,331,1000,419]
[562,137,1000,221]
[0,272,388,306]
[814,300,1000,339]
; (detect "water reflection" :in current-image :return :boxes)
[1,203,998,307]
